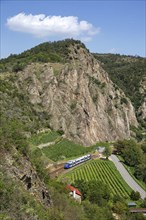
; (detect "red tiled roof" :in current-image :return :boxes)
[67,184,82,196]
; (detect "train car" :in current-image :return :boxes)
[64,154,91,169]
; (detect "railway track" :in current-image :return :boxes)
[48,154,99,178]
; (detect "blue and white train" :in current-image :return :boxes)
[64,154,91,169]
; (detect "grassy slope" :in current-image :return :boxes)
[29,132,111,162]
[42,139,95,161]
[29,131,95,162]
[30,131,61,146]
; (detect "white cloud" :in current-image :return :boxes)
[6,13,100,40]
[109,48,118,53]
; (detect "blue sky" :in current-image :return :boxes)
[0,0,145,58]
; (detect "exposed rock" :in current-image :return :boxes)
[3,150,52,207]
[16,44,138,146]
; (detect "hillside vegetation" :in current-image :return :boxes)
[0,39,86,73]
[93,53,146,111]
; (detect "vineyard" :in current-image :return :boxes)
[59,159,132,198]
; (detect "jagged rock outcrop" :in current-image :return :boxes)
[15,43,138,146]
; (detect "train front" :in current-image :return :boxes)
[64,162,70,169]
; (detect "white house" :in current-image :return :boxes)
[67,184,82,203]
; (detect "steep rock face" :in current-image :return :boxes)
[16,45,138,146]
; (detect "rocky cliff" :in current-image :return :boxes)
[13,42,138,146]
[93,53,146,131]
[1,147,52,208]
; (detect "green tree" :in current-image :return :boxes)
[103,146,112,159]
[0,115,28,155]
[114,140,127,154]
[141,143,146,153]
[130,190,140,201]
[122,141,144,166]
[83,200,114,220]
[141,198,146,208]
[12,62,24,72]
[112,201,128,214]
[74,180,111,206]
[134,163,146,182]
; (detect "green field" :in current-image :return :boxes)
[42,139,94,161]
[59,159,132,198]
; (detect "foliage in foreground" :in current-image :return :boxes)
[0,169,51,220]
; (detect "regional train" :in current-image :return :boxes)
[64,154,91,169]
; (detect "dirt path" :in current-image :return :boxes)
[37,142,55,149]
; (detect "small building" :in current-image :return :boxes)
[129,208,146,214]
[97,146,105,153]
[96,146,105,158]
[67,184,82,203]
[128,202,136,207]
[130,208,146,216]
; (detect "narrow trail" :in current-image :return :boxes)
[37,137,63,149]
[110,154,146,200]
[37,142,55,149]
